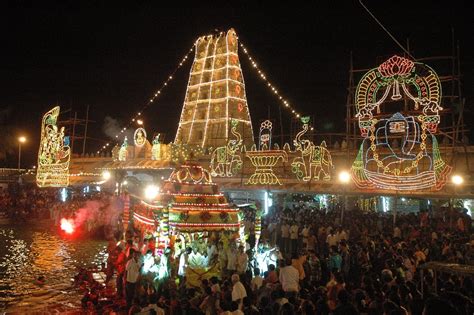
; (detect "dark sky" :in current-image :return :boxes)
[1,2,473,168]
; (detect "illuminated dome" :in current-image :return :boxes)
[140,162,241,232]
[162,163,216,195]
[168,163,212,185]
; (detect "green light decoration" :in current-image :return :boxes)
[151,134,162,160]
[209,119,243,177]
[291,117,333,181]
[118,136,128,161]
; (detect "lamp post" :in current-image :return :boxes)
[18,136,26,171]
[338,170,351,225]
[450,175,463,230]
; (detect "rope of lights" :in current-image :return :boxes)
[96,44,196,154]
[239,41,314,131]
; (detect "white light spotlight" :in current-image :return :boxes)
[338,171,351,184]
[144,185,159,200]
[102,171,111,181]
[452,175,464,185]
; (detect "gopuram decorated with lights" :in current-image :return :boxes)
[8,27,471,313]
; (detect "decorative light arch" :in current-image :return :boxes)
[351,55,451,191]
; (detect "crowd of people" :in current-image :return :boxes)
[0,185,61,221]
[89,198,474,315]
[0,185,119,237]
[3,184,473,314]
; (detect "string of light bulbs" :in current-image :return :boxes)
[96,44,196,154]
[238,41,314,131]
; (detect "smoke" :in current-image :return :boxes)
[103,116,134,142]
[101,196,123,227]
[74,200,101,228]
[73,196,124,234]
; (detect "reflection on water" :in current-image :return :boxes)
[0,225,107,313]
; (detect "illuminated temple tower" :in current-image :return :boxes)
[175,29,254,148]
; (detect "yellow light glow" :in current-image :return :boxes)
[18,136,26,143]
[452,175,464,186]
[102,171,111,181]
[338,171,351,184]
[144,185,159,200]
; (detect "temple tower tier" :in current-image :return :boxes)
[175,28,254,148]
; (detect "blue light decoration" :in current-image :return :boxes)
[64,136,70,147]
[264,191,273,215]
[60,187,68,202]
[292,117,333,181]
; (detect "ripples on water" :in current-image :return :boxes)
[0,225,107,313]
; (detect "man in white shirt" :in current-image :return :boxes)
[326,230,338,248]
[394,226,402,239]
[236,245,248,275]
[301,225,310,244]
[217,242,227,277]
[338,228,348,242]
[267,221,277,246]
[178,247,191,278]
[231,273,247,310]
[188,247,205,268]
[227,243,238,275]
[206,242,217,266]
[251,268,263,291]
[125,249,141,308]
[289,222,299,254]
[279,258,299,296]
[140,295,165,315]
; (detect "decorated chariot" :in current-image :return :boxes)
[129,162,242,287]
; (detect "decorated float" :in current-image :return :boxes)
[129,162,242,287]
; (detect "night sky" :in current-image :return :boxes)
[1,2,473,168]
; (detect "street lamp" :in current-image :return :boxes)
[450,174,463,229]
[338,170,351,224]
[18,136,26,171]
[102,170,111,181]
[144,185,159,200]
[452,175,464,186]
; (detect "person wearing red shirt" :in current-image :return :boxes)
[114,246,127,298]
[264,264,278,286]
